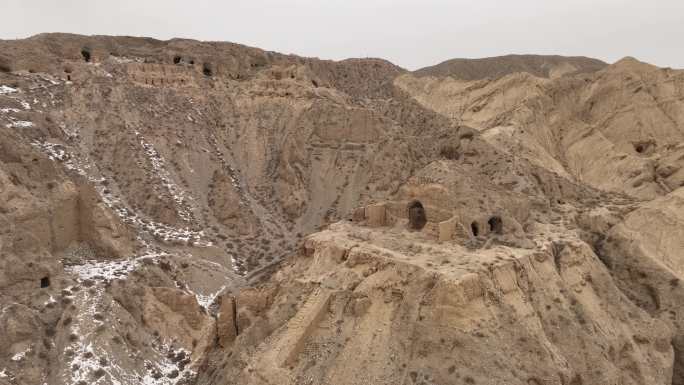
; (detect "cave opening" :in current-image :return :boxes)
[633,141,655,155]
[488,216,503,234]
[0,59,10,73]
[471,222,480,237]
[203,63,213,77]
[173,56,182,64]
[407,200,427,230]
[439,144,460,160]
[40,276,50,288]
[81,49,91,63]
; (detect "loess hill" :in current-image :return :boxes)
[0,33,684,385]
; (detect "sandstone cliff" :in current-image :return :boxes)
[0,33,683,385]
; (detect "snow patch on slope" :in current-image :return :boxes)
[136,131,195,223]
[193,285,226,309]
[30,139,212,247]
[0,85,18,95]
[5,119,33,128]
[65,252,168,282]
[11,348,29,362]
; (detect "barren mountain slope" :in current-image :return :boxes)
[397,57,684,199]
[0,33,683,385]
[414,54,608,80]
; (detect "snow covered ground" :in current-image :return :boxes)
[5,119,33,128]
[61,274,196,385]
[0,85,18,95]
[30,138,213,247]
[136,131,196,224]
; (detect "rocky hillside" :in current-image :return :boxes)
[0,33,683,385]
[414,54,608,80]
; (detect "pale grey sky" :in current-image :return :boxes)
[2,0,683,70]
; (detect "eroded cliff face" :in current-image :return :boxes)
[199,223,674,385]
[595,189,684,384]
[396,58,684,200]
[0,33,683,385]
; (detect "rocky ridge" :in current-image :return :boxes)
[0,33,683,385]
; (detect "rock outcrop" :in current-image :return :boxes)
[0,33,683,385]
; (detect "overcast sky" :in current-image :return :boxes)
[2,0,683,70]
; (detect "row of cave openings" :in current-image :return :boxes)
[174,55,214,77]
[408,200,503,236]
[79,47,214,77]
[471,217,503,237]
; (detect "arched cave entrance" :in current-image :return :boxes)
[471,221,480,237]
[408,200,427,230]
[40,276,50,288]
[488,216,503,234]
[81,49,91,63]
[173,56,182,64]
[0,57,11,73]
[633,141,655,155]
[203,63,213,77]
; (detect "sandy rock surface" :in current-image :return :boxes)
[0,33,683,385]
